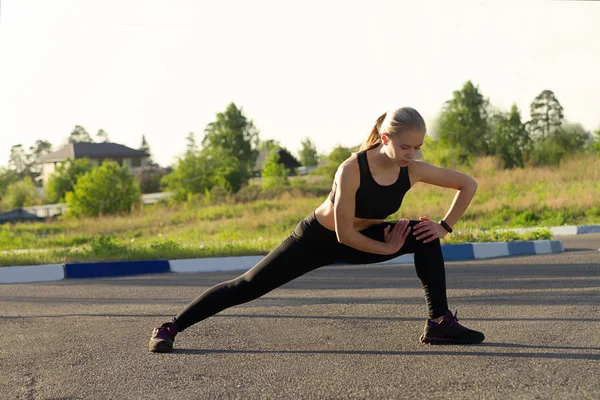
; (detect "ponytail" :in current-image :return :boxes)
[359,112,387,151]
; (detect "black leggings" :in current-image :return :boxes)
[172,212,449,331]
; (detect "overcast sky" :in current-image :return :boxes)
[1,0,598,168]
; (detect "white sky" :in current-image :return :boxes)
[1,0,599,168]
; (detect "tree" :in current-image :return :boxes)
[185,132,197,155]
[258,139,280,152]
[420,134,473,168]
[529,122,592,166]
[68,125,93,143]
[139,135,158,167]
[9,145,30,179]
[437,81,492,157]
[0,167,18,197]
[46,158,94,203]
[3,179,37,209]
[161,147,244,201]
[594,127,600,156]
[527,90,564,140]
[261,149,289,190]
[490,104,532,168]
[66,161,141,217]
[96,129,109,143]
[8,141,53,180]
[317,145,351,179]
[135,166,172,194]
[299,137,320,166]
[28,140,53,176]
[202,103,260,188]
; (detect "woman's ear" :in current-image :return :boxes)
[381,133,389,145]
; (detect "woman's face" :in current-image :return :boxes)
[383,130,425,167]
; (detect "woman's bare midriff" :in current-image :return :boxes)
[313,199,385,233]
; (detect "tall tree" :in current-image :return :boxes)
[201,103,260,191]
[28,140,53,176]
[299,137,320,167]
[490,105,531,168]
[139,135,158,167]
[527,90,564,140]
[68,125,93,143]
[202,103,260,170]
[185,132,197,155]
[9,145,29,179]
[96,129,109,143]
[437,81,492,156]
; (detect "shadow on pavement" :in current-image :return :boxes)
[172,346,600,360]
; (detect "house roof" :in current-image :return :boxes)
[39,142,150,163]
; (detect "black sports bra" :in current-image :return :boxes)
[328,151,411,219]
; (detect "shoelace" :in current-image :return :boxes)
[154,326,176,340]
[448,310,465,328]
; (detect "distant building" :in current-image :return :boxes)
[38,142,150,186]
[253,149,301,177]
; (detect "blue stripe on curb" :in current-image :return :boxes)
[577,225,600,234]
[441,243,474,261]
[64,260,170,279]
[507,241,536,255]
[550,240,563,253]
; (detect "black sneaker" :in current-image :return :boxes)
[149,322,178,353]
[420,310,485,345]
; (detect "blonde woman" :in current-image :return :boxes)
[149,107,485,353]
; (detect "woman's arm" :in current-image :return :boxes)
[334,160,409,255]
[410,161,478,241]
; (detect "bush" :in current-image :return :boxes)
[261,149,289,191]
[3,178,38,209]
[421,135,475,168]
[46,158,93,203]
[135,166,172,194]
[66,161,141,217]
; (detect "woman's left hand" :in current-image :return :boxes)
[412,216,448,243]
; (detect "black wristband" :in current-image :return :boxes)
[440,220,453,233]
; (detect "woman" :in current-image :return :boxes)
[149,106,485,353]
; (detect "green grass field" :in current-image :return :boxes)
[1,155,598,266]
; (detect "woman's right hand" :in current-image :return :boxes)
[383,219,411,255]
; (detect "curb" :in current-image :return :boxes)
[0,239,564,284]
[480,224,600,237]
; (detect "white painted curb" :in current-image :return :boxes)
[380,254,415,265]
[550,226,579,236]
[169,256,264,273]
[0,264,64,284]
[533,240,553,254]
[472,242,510,259]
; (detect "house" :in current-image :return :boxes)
[253,148,301,177]
[38,142,150,186]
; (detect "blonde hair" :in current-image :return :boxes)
[359,107,426,151]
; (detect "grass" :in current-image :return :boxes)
[1,154,598,266]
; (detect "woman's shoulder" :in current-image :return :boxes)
[334,153,361,182]
[406,159,433,184]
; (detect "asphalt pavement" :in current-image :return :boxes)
[1,234,599,399]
